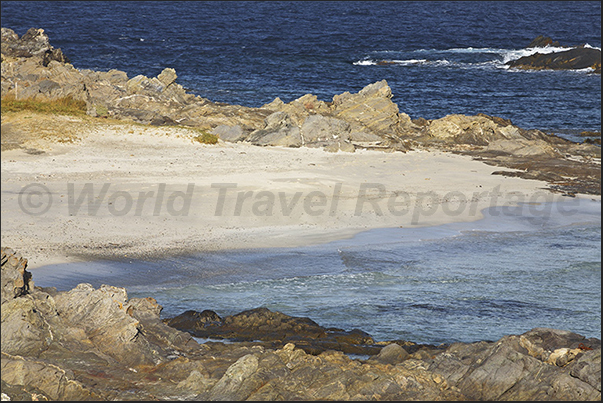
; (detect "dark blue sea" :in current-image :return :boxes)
[4,1,601,345]
[2,1,601,141]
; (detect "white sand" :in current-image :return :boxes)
[1,119,596,269]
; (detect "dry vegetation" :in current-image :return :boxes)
[1,111,85,152]
[1,95,88,151]
[1,97,222,152]
[1,95,87,115]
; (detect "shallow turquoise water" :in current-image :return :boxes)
[34,200,601,345]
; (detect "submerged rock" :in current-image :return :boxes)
[165,307,382,356]
[508,47,601,73]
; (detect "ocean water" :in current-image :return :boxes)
[4,2,601,344]
[1,1,601,142]
[33,200,602,345]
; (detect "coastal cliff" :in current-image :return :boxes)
[1,247,601,401]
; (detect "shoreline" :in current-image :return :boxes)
[2,114,598,270]
[22,200,602,350]
[7,189,601,272]
[29,198,601,339]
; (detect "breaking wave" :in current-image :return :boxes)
[354,45,601,71]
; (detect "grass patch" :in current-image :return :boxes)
[1,95,87,116]
[193,131,219,145]
[95,104,109,117]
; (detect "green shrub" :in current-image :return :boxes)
[95,104,109,117]
[193,131,219,145]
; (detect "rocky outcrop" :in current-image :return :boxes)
[2,247,601,401]
[331,79,414,139]
[253,80,416,152]
[227,83,601,195]
[526,35,561,48]
[508,47,601,73]
[412,112,601,195]
[1,28,271,132]
[1,31,413,153]
[426,328,601,400]
[507,36,601,74]
[1,27,68,66]
[1,248,33,304]
[165,307,388,356]
[1,247,203,400]
[424,113,529,146]
[193,343,464,401]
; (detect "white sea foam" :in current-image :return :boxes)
[393,59,427,64]
[353,58,446,67]
[444,47,505,54]
[353,60,377,66]
[355,44,600,71]
[500,46,568,63]
[383,59,430,66]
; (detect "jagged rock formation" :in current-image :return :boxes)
[236,80,416,152]
[508,47,601,73]
[1,247,601,401]
[425,327,601,400]
[1,27,68,66]
[526,35,561,48]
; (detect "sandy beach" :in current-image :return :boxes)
[2,112,596,270]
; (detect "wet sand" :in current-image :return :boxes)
[29,197,601,294]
